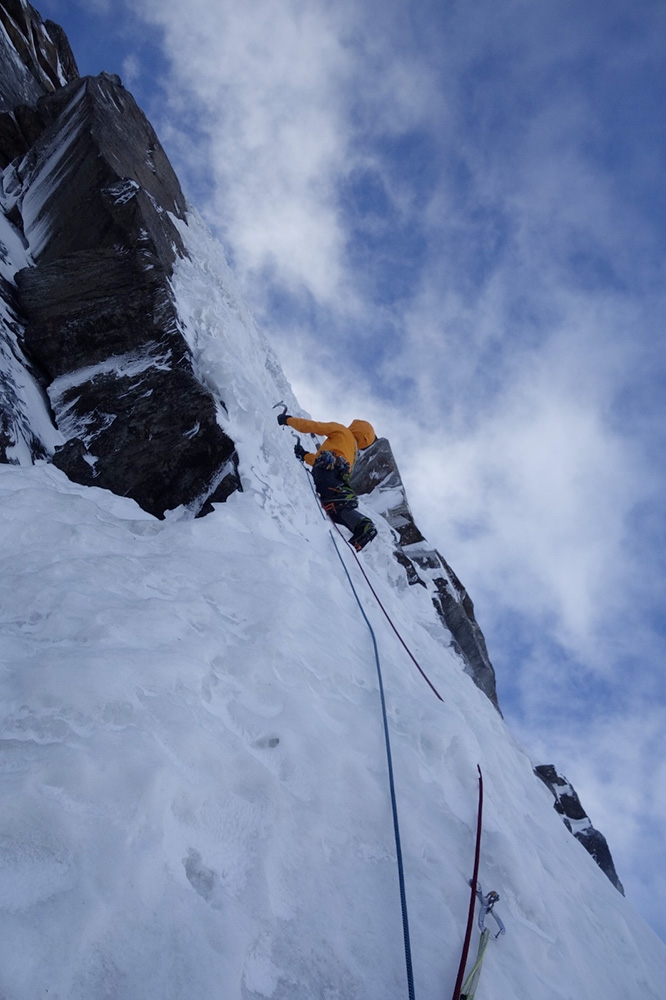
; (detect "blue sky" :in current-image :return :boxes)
[39,0,666,942]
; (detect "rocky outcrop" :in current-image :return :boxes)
[0,0,79,165]
[0,1,241,516]
[16,242,239,517]
[13,72,187,264]
[0,2,75,463]
[535,764,624,894]
[352,436,501,712]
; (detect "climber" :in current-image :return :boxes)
[277,410,378,551]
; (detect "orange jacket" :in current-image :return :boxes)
[287,417,375,469]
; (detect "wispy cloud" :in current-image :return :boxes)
[133,0,362,302]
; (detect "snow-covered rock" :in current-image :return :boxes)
[2,60,240,515]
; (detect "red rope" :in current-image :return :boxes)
[451,765,484,1000]
[333,522,444,702]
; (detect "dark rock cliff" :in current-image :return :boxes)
[0,0,240,516]
[0,0,78,129]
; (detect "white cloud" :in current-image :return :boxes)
[121,53,141,88]
[133,0,360,302]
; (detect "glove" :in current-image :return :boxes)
[294,442,307,462]
[277,411,291,426]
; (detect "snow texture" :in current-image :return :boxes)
[1,210,665,999]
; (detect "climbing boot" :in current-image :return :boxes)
[350,519,377,552]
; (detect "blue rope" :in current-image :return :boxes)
[329,527,416,1000]
[298,458,416,999]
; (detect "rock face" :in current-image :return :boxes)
[352,437,501,712]
[535,764,625,893]
[0,1,240,516]
[0,0,78,135]
[0,1,78,463]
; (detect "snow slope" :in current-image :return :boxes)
[1,211,665,1000]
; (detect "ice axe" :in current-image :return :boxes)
[272,401,317,454]
[273,401,299,444]
[273,400,293,431]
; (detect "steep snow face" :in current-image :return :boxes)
[1,211,665,1000]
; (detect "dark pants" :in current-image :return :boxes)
[312,452,373,536]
